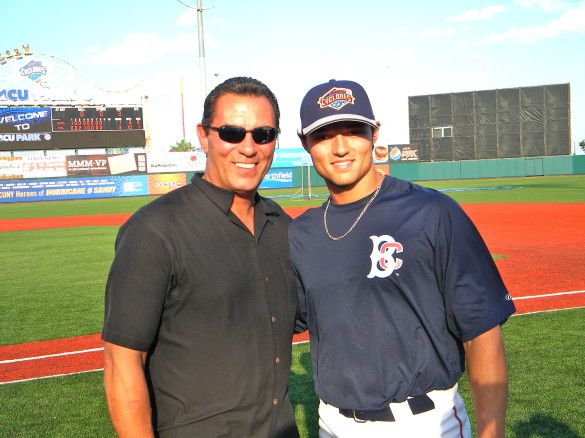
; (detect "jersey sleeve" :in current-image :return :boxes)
[102,216,174,351]
[437,198,515,342]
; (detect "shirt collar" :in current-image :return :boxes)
[191,174,279,218]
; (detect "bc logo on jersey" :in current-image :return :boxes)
[367,235,403,278]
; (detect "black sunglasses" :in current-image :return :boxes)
[206,125,278,145]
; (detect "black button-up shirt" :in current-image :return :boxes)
[103,176,298,437]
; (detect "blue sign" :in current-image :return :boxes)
[0,89,29,101]
[259,168,294,189]
[0,106,52,133]
[272,148,312,168]
[0,175,148,203]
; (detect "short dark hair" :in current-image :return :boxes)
[201,76,280,131]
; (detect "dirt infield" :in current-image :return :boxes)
[463,203,585,298]
[1,203,584,384]
[0,214,132,232]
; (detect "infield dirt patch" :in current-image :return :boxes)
[1,203,583,305]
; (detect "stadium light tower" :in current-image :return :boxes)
[176,0,208,110]
[197,0,207,108]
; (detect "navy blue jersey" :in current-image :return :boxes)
[289,176,515,411]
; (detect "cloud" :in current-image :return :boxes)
[177,8,197,26]
[418,26,457,39]
[84,45,101,54]
[514,0,569,12]
[479,1,585,44]
[448,5,507,22]
[82,32,201,67]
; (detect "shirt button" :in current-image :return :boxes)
[265,276,270,282]
[275,356,280,364]
[271,316,277,324]
[272,398,278,405]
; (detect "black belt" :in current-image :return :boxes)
[339,394,435,422]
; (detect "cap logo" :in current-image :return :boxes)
[317,87,355,111]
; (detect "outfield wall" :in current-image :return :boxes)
[2,155,583,203]
[0,166,327,203]
[389,155,585,181]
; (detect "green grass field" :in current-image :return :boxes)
[1,310,583,437]
[1,175,584,220]
[1,175,584,437]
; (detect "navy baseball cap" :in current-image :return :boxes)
[299,79,377,136]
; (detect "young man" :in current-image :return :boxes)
[289,79,515,438]
[102,77,299,437]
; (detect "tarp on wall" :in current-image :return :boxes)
[408,83,570,161]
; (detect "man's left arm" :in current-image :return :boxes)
[463,324,509,438]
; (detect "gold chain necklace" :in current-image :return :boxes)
[323,183,382,241]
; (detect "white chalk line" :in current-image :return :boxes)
[0,291,583,385]
[0,340,310,385]
[511,290,584,300]
[1,340,309,365]
[0,347,103,365]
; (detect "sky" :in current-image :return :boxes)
[1,0,584,153]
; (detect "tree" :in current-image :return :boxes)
[580,139,585,153]
[169,139,195,152]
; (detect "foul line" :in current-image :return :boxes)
[1,341,308,366]
[0,347,103,365]
[511,290,584,300]
[1,293,583,385]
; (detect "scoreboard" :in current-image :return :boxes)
[0,106,146,151]
[51,107,143,132]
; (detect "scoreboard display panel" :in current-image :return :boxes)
[0,106,146,151]
[51,106,143,132]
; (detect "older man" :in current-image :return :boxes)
[103,77,298,437]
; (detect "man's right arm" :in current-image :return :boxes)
[103,342,154,438]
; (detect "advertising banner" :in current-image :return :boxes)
[259,168,294,189]
[147,173,187,195]
[146,152,206,173]
[373,145,389,164]
[0,107,52,133]
[388,144,420,162]
[117,175,149,197]
[22,155,67,178]
[0,175,148,203]
[0,156,23,179]
[108,152,147,174]
[0,131,53,149]
[272,148,312,168]
[66,153,147,176]
[66,154,110,176]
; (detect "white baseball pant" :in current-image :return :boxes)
[317,384,471,438]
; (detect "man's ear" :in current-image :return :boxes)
[372,124,380,145]
[196,124,209,154]
[298,132,309,151]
